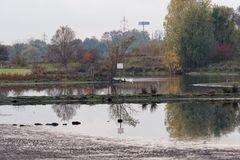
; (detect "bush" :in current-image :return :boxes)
[31,64,46,76]
[141,88,148,94]
[150,86,157,94]
[232,84,238,93]
[212,44,235,62]
[222,88,231,93]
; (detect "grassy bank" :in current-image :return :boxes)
[0,68,31,75]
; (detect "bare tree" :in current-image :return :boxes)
[49,26,75,72]
[107,35,135,81]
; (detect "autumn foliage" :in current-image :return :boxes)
[213,44,235,61]
[83,52,94,62]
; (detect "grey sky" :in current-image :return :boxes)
[0,0,239,44]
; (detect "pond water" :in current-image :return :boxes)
[1,75,240,97]
[1,102,240,146]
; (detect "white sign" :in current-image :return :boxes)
[117,63,124,69]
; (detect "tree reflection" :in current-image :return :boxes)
[109,104,139,127]
[141,103,158,113]
[47,87,75,96]
[165,102,240,139]
[52,104,81,121]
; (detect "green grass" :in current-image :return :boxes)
[34,63,80,72]
[0,68,31,75]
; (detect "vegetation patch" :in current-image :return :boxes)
[0,68,31,75]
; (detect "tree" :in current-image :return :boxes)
[164,0,195,72]
[164,49,181,73]
[21,46,39,63]
[212,6,240,59]
[212,6,236,45]
[164,0,215,71]
[107,35,135,81]
[0,45,9,65]
[11,43,26,66]
[49,26,76,72]
[179,1,215,69]
[29,39,48,61]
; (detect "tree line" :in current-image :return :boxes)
[0,27,163,79]
[0,0,239,77]
[164,0,240,73]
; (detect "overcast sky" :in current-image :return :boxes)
[0,0,239,44]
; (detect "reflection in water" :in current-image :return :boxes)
[2,102,240,144]
[141,103,158,113]
[165,102,240,139]
[109,104,139,127]
[1,75,240,97]
[52,104,81,121]
[47,88,74,96]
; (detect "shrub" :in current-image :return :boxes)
[212,44,235,62]
[141,88,148,94]
[232,84,238,93]
[222,88,231,93]
[31,64,46,76]
[150,86,157,94]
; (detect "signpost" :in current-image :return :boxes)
[138,21,150,31]
[117,63,124,70]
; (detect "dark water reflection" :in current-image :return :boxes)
[1,75,240,97]
[166,102,240,139]
[1,102,240,144]
[52,104,81,121]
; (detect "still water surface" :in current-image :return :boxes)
[1,75,240,97]
[1,102,240,145]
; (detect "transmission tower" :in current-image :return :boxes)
[42,32,48,43]
[120,16,129,32]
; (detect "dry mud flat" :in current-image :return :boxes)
[0,125,240,160]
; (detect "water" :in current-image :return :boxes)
[1,75,240,97]
[1,102,240,145]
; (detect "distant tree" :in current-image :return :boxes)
[29,39,48,61]
[212,6,236,45]
[70,39,85,61]
[123,29,150,50]
[11,43,26,66]
[212,6,240,58]
[179,1,215,69]
[101,31,123,43]
[83,38,99,50]
[0,45,9,64]
[101,29,150,55]
[235,6,240,26]
[21,46,40,63]
[49,26,75,72]
[107,36,135,81]
[152,30,163,42]
[83,37,108,56]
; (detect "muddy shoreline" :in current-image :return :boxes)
[1,94,240,105]
[0,124,240,160]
